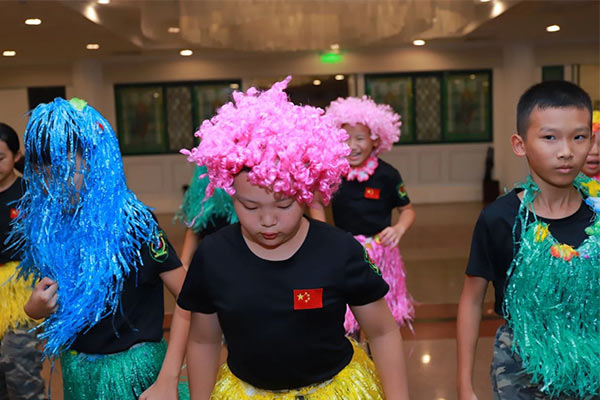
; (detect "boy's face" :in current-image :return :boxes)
[233,172,305,250]
[582,132,600,177]
[343,123,378,167]
[514,106,591,187]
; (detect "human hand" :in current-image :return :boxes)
[458,388,479,400]
[24,277,58,320]
[138,375,179,400]
[377,226,403,247]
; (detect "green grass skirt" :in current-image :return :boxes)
[61,339,189,400]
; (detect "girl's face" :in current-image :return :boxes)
[0,140,19,188]
[36,153,86,213]
[343,123,378,167]
[233,171,305,250]
[582,132,600,177]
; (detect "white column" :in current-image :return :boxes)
[69,59,105,112]
[494,44,538,190]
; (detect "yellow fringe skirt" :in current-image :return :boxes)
[0,261,35,339]
[210,340,383,400]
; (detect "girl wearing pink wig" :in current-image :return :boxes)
[177,77,409,399]
[313,96,415,335]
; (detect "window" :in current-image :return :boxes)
[115,80,239,155]
[365,70,492,144]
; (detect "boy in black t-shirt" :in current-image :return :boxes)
[17,99,189,400]
[457,81,599,399]
[178,77,409,399]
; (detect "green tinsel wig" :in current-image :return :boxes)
[174,165,237,234]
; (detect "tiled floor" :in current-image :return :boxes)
[42,201,502,399]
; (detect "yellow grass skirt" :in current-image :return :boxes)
[0,261,35,338]
[211,340,383,399]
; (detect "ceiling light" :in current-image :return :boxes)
[168,27,180,34]
[229,83,240,89]
[413,39,426,46]
[546,24,560,32]
[84,5,100,23]
[86,43,100,50]
[2,50,16,57]
[330,43,340,51]
[25,18,42,26]
[98,0,110,4]
[421,354,431,364]
[479,0,491,2]
[180,49,193,56]
[491,2,507,17]
[334,74,344,81]
[313,79,322,86]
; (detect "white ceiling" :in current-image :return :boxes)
[0,0,598,66]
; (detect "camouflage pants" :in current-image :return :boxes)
[0,327,45,400]
[491,324,599,400]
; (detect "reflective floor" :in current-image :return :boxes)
[42,201,501,399]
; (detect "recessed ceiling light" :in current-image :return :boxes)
[180,49,193,56]
[334,74,345,81]
[2,50,16,57]
[313,79,322,86]
[413,39,426,46]
[168,26,180,34]
[25,18,42,25]
[86,43,100,50]
[421,354,431,364]
[98,0,110,4]
[546,24,560,32]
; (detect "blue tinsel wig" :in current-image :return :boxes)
[9,98,158,356]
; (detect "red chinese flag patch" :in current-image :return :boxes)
[364,187,380,200]
[9,208,19,219]
[293,288,323,310]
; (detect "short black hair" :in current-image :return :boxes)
[517,81,592,137]
[0,122,20,154]
[0,122,24,173]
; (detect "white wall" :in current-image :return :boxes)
[0,43,597,212]
[0,88,29,144]
[580,64,600,106]
[122,154,195,213]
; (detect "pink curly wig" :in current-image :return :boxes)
[326,96,401,155]
[181,76,350,205]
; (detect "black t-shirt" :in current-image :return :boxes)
[466,189,594,316]
[70,228,182,354]
[332,159,410,236]
[177,219,389,390]
[195,215,232,239]
[0,177,24,263]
